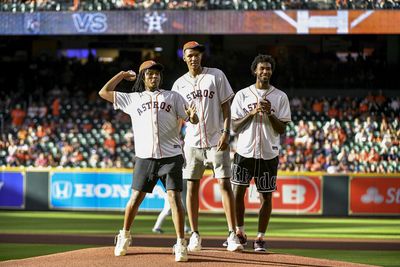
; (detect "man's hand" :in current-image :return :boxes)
[184,103,198,124]
[259,99,272,114]
[217,132,229,151]
[123,70,137,81]
[250,100,271,116]
[99,70,136,103]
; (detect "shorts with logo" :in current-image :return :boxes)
[183,145,231,180]
[231,153,278,193]
[133,155,184,193]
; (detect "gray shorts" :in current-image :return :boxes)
[183,145,231,180]
[133,155,184,193]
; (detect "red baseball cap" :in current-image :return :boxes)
[183,41,205,52]
[139,60,164,73]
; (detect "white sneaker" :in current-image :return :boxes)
[173,240,188,262]
[114,230,132,256]
[226,232,244,252]
[187,232,202,252]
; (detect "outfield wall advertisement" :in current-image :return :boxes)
[199,174,322,214]
[1,10,399,35]
[49,171,166,211]
[349,176,400,215]
[1,168,399,216]
[48,170,322,214]
[0,171,25,209]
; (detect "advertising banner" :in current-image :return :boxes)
[1,10,399,35]
[199,173,322,214]
[49,171,166,210]
[349,176,400,215]
[0,171,25,209]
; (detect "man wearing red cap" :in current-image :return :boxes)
[99,60,198,262]
[172,41,243,252]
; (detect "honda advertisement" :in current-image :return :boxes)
[349,176,400,215]
[50,171,166,211]
[199,172,322,214]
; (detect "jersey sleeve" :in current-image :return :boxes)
[171,80,179,92]
[277,93,292,122]
[216,69,234,105]
[113,92,134,114]
[230,92,245,120]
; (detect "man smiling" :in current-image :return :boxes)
[230,54,291,252]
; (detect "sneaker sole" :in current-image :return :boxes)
[223,242,246,248]
[187,246,202,252]
[254,248,266,252]
[114,251,126,256]
[175,257,189,262]
[227,245,244,252]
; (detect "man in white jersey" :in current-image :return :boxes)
[99,60,198,262]
[230,54,291,252]
[172,41,243,252]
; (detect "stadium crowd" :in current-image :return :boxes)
[0,53,398,173]
[1,0,399,11]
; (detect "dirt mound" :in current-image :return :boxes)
[1,246,376,267]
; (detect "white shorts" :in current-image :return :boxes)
[183,146,231,180]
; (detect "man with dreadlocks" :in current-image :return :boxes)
[99,60,198,262]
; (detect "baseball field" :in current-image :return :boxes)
[0,211,399,266]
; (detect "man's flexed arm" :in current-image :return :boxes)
[99,70,136,103]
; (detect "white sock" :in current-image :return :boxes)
[121,229,130,236]
[257,232,265,239]
[236,226,245,234]
[177,238,186,245]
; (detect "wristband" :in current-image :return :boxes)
[222,129,230,134]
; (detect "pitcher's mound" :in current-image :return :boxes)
[1,246,376,267]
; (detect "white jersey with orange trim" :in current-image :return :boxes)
[172,67,234,148]
[231,84,291,160]
[114,89,189,159]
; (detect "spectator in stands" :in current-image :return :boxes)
[0,50,398,173]
[11,104,26,127]
[2,0,400,10]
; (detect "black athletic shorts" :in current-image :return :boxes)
[231,153,278,193]
[133,155,184,193]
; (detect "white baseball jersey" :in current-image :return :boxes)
[231,84,291,160]
[172,67,234,148]
[114,89,189,159]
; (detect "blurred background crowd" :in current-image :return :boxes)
[1,53,398,173]
[1,0,399,11]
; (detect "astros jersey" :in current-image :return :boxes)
[231,84,291,160]
[114,89,189,159]
[172,67,234,148]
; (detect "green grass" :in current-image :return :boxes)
[0,243,97,261]
[0,211,399,265]
[272,249,400,267]
[1,211,399,239]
